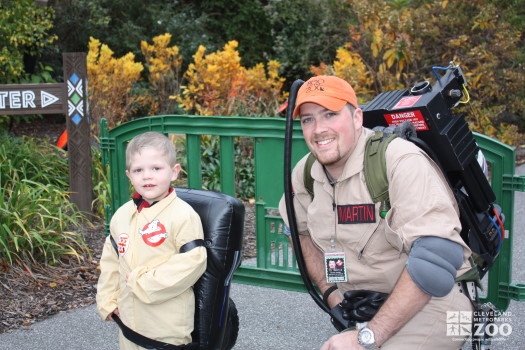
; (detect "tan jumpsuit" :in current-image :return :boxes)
[279,127,473,349]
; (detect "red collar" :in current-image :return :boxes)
[132,187,174,212]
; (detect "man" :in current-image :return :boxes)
[278,76,473,349]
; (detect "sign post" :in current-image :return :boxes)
[0,53,92,214]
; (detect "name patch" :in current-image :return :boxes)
[337,204,376,224]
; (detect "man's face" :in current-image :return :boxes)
[299,102,363,179]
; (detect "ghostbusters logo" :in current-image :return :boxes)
[139,220,168,247]
[118,233,129,256]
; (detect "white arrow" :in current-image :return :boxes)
[41,90,59,108]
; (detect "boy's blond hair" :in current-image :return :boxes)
[126,131,177,169]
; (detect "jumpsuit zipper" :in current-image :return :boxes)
[332,177,380,260]
[331,181,338,251]
[358,213,382,260]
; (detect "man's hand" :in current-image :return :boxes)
[320,330,364,350]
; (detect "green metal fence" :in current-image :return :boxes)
[100,114,525,311]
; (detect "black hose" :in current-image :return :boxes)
[283,79,330,313]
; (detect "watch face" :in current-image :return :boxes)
[359,328,376,347]
[361,330,373,343]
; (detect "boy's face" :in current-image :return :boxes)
[126,147,180,204]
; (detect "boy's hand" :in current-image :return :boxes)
[106,308,120,321]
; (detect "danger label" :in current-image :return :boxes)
[392,95,421,109]
[384,110,429,131]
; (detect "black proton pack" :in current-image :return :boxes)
[360,64,504,280]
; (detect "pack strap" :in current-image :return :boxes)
[180,239,206,253]
[110,235,118,256]
[304,153,317,199]
[363,131,398,204]
[108,237,206,256]
[112,314,198,350]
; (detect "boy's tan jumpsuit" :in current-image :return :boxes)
[97,191,207,349]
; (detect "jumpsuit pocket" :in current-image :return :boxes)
[358,218,404,261]
[355,220,382,259]
[383,208,405,253]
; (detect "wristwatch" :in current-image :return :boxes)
[357,326,380,349]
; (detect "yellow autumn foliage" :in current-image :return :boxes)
[141,33,183,114]
[178,41,287,117]
[87,37,145,135]
[309,0,523,145]
[310,48,375,106]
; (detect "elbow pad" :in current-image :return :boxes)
[406,236,464,297]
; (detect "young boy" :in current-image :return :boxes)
[96,131,207,349]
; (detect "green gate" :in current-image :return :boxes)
[100,114,525,311]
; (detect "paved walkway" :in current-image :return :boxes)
[0,165,523,350]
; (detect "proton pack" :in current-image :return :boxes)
[302,64,504,280]
[359,64,504,280]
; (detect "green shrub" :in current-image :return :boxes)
[91,145,111,219]
[0,133,89,269]
[198,135,255,200]
[0,134,68,188]
[176,135,255,200]
[234,137,255,200]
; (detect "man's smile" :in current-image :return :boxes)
[316,138,335,146]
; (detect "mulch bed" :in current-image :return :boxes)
[0,223,103,333]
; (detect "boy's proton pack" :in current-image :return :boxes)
[110,188,244,350]
[359,64,504,280]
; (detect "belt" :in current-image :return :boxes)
[454,281,477,301]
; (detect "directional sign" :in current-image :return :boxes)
[2,53,92,215]
[0,83,66,115]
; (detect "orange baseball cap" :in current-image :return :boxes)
[293,75,358,119]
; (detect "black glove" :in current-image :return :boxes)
[341,290,389,322]
[329,305,355,332]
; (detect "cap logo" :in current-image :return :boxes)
[305,78,326,94]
